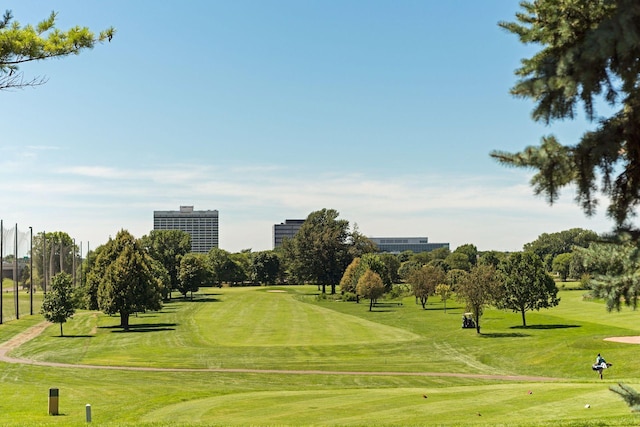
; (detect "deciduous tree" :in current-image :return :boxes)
[207,248,237,287]
[523,229,598,271]
[251,251,280,285]
[356,270,385,311]
[497,252,560,327]
[96,230,162,331]
[178,253,209,299]
[288,209,353,294]
[0,10,114,91]
[141,230,191,299]
[40,272,75,337]
[409,265,445,309]
[435,284,452,313]
[552,252,573,282]
[340,257,361,295]
[456,264,502,334]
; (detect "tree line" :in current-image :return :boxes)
[34,207,630,337]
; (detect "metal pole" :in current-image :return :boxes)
[80,241,83,288]
[14,223,18,320]
[0,220,3,324]
[29,226,33,316]
[72,238,76,287]
[42,231,46,294]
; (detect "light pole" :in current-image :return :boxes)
[29,226,33,316]
[14,223,18,320]
[72,238,76,288]
[42,231,46,294]
[0,220,3,325]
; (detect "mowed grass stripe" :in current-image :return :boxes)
[141,383,633,426]
[193,288,419,347]
[11,287,418,369]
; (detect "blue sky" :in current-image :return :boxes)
[1,1,613,254]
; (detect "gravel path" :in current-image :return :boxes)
[0,321,562,381]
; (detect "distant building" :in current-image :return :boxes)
[153,206,219,253]
[273,219,305,248]
[369,237,449,254]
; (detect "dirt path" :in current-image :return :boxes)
[0,321,561,381]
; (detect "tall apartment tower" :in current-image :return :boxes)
[273,219,305,248]
[153,206,219,253]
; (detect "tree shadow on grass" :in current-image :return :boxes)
[479,332,530,338]
[56,335,94,339]
[510,324,581,330]
[100,323,177,333]
[177,296,221,303]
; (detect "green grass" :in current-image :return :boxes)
[0,285,639,426]
[0,279,42,322]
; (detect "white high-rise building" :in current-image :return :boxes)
[153,206,219,253]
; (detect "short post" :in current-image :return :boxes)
[86,404,92,422]
[48,388,59,416]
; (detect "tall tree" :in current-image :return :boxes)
[379,253,401,285]
[492,1,640,235]
[141,230,191,299]
[0,10,114,91]
[96,230,162,331]
[398,260,422,282]
[40,272,75,337]
[288,209,352,294]
[347,224,378,258]
[456,264,502,334]
[444,252,471,272]
[523,228,598,271]
[453,244,478,267]
[478,250,508,268]
[497,252,560,327]
[409,265,445,309]
[251,251,280,285]
[207,248,237,287]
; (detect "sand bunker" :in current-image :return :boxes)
[604,336,640,344]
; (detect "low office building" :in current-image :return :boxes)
[369,237,449,254]
[153,206,219,253]
[273,219,305,248]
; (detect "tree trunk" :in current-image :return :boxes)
[369,299,373,311]
[60,322,64,337]
[475,308,481,334]
[521,309,527,327]
[321,283,326,294]
[421,296,427,309]
[331,284,336,294]
[120,311,130,331]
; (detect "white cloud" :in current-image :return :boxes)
[0,161,615,253]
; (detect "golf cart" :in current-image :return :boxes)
[462,312,476,329]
